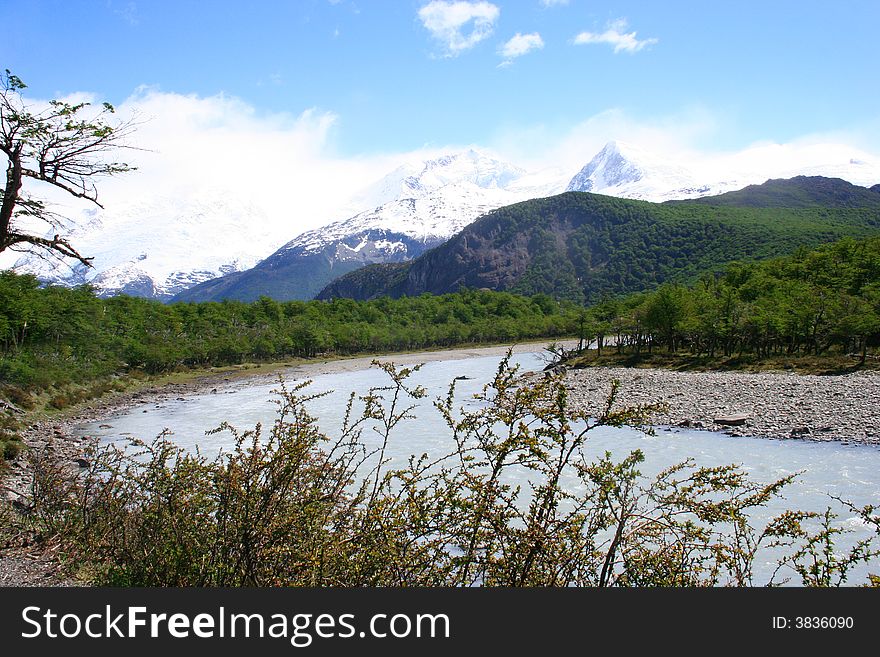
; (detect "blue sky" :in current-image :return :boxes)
[2,0,879,241]
[5,0,880,157]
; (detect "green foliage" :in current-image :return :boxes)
[1,435,23,460]
[20,357,880,586]
[319,184,880,302]
[572,236,880,362]
[0,271,580,395]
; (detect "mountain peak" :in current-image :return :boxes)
[566,141,647,192]
[597,140,632,156]
[351,149,527,210]
[565,141,701,200]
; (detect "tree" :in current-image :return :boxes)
[0,70,136,267]
[644,284,689,352]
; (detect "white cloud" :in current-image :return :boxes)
[574,18,658,54]
[418,1,500,57]
[498,32,544,65]
[488,106,880,193]
[489,107,717,172]
[108,1,139,26]
[540,0,569,6]
[115,90,411,227]
[693,140,880,188]
[4,89,411,248]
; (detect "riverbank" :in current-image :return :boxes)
[1,341,567,507]
[6,341,880,510]
[0,340,567,585]
[560,366,880,444]
[3,341,880,585]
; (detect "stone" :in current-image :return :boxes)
[714,413,750,426]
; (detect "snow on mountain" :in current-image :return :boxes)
[8,192,295,300]
[565,141,717,201]
[774,153,880,189]
[564,140,880,202]
[350,149,527,209]
[7,139,879,302]
[275,149,561,257]
[171,150,567,302]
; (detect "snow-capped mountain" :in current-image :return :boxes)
[7,140,879,302]
[173,150,566,302]
[566,141,730,200]
[350,149,528,210]
[293,151,541,252]
[5,192,305,300]
[566,140,880,202]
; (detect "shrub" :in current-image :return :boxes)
[47,393,71,410]
[2,437,23,460]
[1,384,34,410]
[23,355,880,587]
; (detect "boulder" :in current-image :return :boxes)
[714,413,750,426]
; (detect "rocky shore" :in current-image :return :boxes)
[4,348,880,585]
[1,381,213,510]
[561,366,880,444]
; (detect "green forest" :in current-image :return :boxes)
[573,235,880,364]
[319,179,880,303]
[0,277,578,393]
[2,234,878,414]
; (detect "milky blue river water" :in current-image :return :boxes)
[73,351,880,585]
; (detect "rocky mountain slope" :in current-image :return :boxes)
[7,141,879,301]
[316,176,880,304]
[173,150,565,302]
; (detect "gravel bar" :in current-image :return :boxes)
[561,366,880,444]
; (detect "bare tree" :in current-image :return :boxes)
[0,70,137,267]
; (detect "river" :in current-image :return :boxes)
[73,349,880,585]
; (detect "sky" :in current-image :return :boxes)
[3,0,880,232]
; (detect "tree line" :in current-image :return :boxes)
[0,276,578,391]
[2,234,879,397]
[577,236,880,363]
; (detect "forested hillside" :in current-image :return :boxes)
[318,177,880,303]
